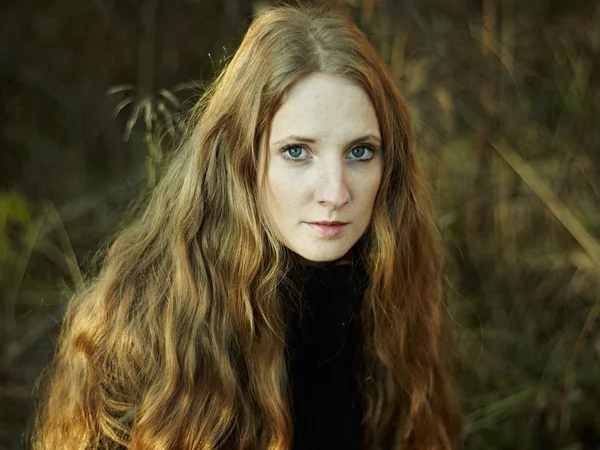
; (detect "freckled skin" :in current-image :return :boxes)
[262,72,383,262]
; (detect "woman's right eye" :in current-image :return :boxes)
[281,145,308,160]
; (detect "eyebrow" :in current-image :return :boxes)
[270,134,382,148]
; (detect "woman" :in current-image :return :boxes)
[32,4,462,449]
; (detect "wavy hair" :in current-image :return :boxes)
[32,5,462,449]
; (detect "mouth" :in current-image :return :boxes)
[305,221,349,238]
[308,221,349,226]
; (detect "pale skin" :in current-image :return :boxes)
[261,72,383,264]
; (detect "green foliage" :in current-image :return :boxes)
[0,192,31,267]
[106,81,197,185]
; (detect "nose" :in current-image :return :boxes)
[314,160,351,208]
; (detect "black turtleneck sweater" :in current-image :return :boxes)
[285,262,367,450]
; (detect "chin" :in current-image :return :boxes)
[293,245,353,264]
[303,254,342,263]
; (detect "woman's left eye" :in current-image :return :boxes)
[347,144,375,161]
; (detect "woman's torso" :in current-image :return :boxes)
[285,262,367,450]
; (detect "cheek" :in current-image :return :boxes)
[265,171,295,219]
[361,170,383,211]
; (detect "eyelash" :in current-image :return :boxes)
[280,143,378,162]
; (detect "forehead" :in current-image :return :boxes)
[268,72,380,144]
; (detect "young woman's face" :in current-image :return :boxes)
[261,72,383,262]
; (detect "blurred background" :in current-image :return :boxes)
[1,0,599,448]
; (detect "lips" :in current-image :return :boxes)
[306,221,349,238]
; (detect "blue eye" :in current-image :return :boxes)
[281,145,307,160]
[348,144,375,161]
[288,146,303,158]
